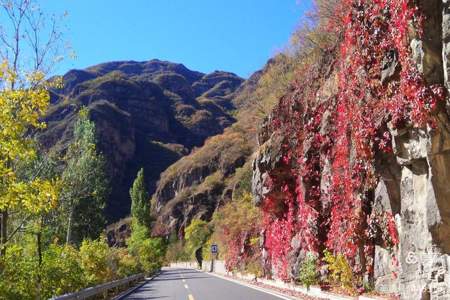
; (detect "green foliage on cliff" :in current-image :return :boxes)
[210,192,262,275]
[185,219,211,257]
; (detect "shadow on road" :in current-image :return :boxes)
[125,296,169,300]
[151,268,209,281]
[161,269,201,275]
[152,276,209,281]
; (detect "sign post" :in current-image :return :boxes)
[210,243,218,272]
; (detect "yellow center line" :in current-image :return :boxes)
[188,294,195,300]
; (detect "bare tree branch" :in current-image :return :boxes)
[0,0,65,88]
[5,214,31,244]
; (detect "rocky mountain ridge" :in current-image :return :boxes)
[38,59,244,221]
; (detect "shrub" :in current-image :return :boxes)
[0,239,146,299]
[323,250,353,290]
[79,237,117,285]
[0,245,38,300]
[114,248,140,278]
[298,252,319,290]
[127,222,149,255]
[41,244,85,299]
[245,251,264,278]
[199,171,223,192]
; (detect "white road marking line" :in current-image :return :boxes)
[188,294,195,300]
[184,284,189,289]
[182,279,186,282]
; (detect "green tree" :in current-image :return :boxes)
[127,221,149,255]
[130,168,151,228]
[127,222,166,274]
[136,237,165,273]
[127,168,166,274]
[298,252,319,290]
[60,108,109,245]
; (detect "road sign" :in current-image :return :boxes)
[211,243,218,254]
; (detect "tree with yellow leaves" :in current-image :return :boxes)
[0,0,66,257]
[0,63,59,256]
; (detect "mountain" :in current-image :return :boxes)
[38,59,244,222]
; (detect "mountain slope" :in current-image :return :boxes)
[150,54,301,235]
[38,59,244,222]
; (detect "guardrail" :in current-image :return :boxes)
[50,273,145,300]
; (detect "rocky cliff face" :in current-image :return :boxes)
[150,69,263,236]
[151,130,253,236]
[38,59,243,222]
[252,1,450,298]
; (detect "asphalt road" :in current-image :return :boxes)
[123,267,292,300]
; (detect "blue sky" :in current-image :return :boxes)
[43,1,313,78]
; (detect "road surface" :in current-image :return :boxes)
[123,267,293,300]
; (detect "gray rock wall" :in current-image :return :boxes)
[373,1,450,298]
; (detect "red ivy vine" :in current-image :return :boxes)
[260,0,445,283]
